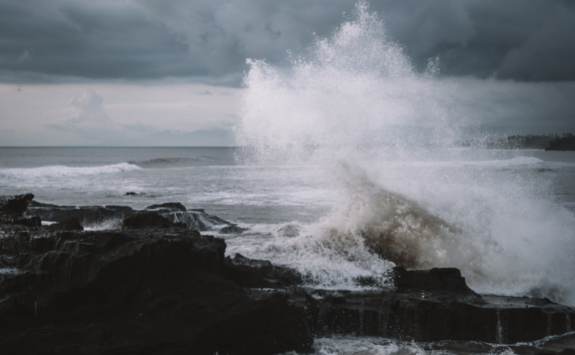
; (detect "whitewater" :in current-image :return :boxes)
[234,1,575,306]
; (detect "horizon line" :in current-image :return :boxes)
[0,146,238,148]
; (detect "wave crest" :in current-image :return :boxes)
[0,163,141,179]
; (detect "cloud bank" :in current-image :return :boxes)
[0,0,573,83]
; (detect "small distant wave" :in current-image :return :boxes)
[388,156,545,169]
[464,156,544,166]
[130,156,220,167]
[0,163,141,179]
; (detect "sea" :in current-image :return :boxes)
[1,146,575,354]
[2,3,575,354]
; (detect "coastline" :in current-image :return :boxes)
[1,194,574,354]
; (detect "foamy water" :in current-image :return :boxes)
[0,3,574,309]
[233,1,575,305]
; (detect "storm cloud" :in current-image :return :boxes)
[1,0,574,83]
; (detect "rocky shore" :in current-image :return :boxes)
[1,194,574,355]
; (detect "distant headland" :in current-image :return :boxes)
[461,133,575,150]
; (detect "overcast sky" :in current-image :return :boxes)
[1,0,574,146]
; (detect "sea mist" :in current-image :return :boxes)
[234,1,575,305]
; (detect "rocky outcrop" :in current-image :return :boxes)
[45,216,83,231]
[1,193,574,354]
[311,288,574,344]
[119,210,187,229]
[25,201,129,228]
[147,202,187,211]
[25,199,239,232]
[546,134,575,151]
[0,227,314,355]
[393,266,477,295]
[224,253,303,288]
[0,193,35,218]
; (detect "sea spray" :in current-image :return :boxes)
[234,1,575,305]
[236,1,459,165]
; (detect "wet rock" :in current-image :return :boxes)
[147,202,187,211]
[25,204,126,227]
[393,266,477,295]
[25,200,231,232]
[125,191,138,196]
[10,216,42,227]
[0,193,34,218]
[160,209,231,231]
[119,210,187,229]
[0,227,314,355]
[104,205,134,215]
[3,196,575,351]
[45,216,83,231]
[224,253,303,288]
[311,289,574,344]
[220,224,248,234]
[27,200,61,208]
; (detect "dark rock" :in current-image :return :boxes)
[104,205,135,215]
[312,290,574,344]
[119,210,187,229]
[10,216,42,227]
[45,216,83,231]
[224,253,303,288]
[393,266,477,295]
[28,200,61,208]
[160,210,231,231]
[25,201,230,231]
[220,224,248,234]
[25,204,127,227]
[546,134,575,151]
[147,202,187,211]
[0,193,34,218]
[4,198,575,352]
[0,228,314,355]
[125,191,138,196]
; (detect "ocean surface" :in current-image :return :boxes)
[1,147,575,355]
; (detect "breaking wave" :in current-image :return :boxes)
[131,156,221,167]
[0,163,141,179]
[234,1,575,304]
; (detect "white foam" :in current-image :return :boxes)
[0,163,141,179]
[226,221,395,290]
[234,1,575,304]
[310,336,429,355]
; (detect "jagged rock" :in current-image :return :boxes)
[104,205,135,215]
[2,196,574,352]
[224,253,303,288]
[159,210,231,231]
[119,210,187,229]
[26,201,230,231]
[312,289,574,344]
[147,202,187,211]
[393,266,477,295]
[0,228,314,355]
[25,204,127,227]
[220,224,248,234]
[0,193,34,218]
[45,216,83,231]
[125,191,138,196]
[10,216,42,227]
[27,200,61,208]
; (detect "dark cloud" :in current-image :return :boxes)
[0,0,574,83]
